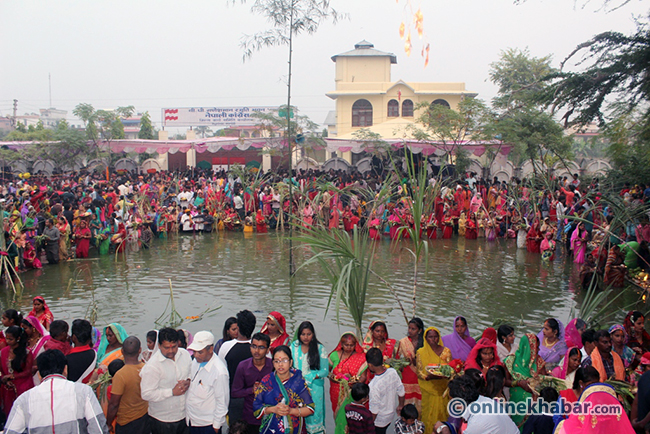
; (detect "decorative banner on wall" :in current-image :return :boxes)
[162,107,276,127]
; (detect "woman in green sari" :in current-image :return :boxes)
[504,332,547,429]
[96,323,129,368]
[328,332,367,434]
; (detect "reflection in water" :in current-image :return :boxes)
[0,232,644,351]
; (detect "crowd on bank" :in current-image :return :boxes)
[2,297,650,433]
[1,167,650,284]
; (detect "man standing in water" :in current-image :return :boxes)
[186,331,229,433]
[141,327,192,434]
[231,333,273,434]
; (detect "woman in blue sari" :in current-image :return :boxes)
[290,322,328,434]
[254,345,315,434]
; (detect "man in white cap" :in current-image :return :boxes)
[186,331,229,434]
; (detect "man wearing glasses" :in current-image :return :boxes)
[231,333,273,434]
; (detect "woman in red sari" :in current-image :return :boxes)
[441,211,454,239]
[527,219,542,253]
[465,213,478,239]
[464,337,503,375]
[260,311,290,350]
[397,318,424,412]
[328,332,368,434]
[28,296,53,331]
[0,326,34,416]
[73,219,92,258]
[362,321,397,360]
[255,209,268,233]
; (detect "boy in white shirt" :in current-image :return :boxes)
[366,348,405,434]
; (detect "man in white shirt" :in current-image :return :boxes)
[233,194,244,220]
[434,375,518,434]
[180,210,194,233]
[366,348,405,434]
[140,327,192,434]
[186,331,229,434]
[178,188,194,209]
[5,349,108,434]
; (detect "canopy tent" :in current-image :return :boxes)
[0,137,512,158]
[320,138,513,157]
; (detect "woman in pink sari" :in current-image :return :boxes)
[551,347,582,389]
[554,382,634,433]
[571,222,588,264]
[0,326,34,416]
[565,318,586,349]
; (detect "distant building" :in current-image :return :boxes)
[39,108,67,129]
[0,117,12,134]
[15,114,41,128]
[326,40,477,141]
[122,116,142,140]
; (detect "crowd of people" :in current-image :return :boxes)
[2,167,650,286]
[2,297,650,433]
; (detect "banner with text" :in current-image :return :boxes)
[162,107,276,127]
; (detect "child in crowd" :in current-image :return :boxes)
[139,330,157,362]
[43,320,71,355]
[395,404,425,434]
[366,348,405,434]
[229,420,249,434]
[522,387,558,434]
[345,382,375,434]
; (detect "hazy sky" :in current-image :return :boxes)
[1,0,646,132]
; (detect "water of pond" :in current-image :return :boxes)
[4,232,645,350]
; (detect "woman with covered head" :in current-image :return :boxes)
[97,323,128,368]
[464,337,503,375]
[28,296,53,332]
[362,321,396,360]
[624,310,650,353]
[504,333,547,428]
[328,332,367,434]
[261,311,290,350]
[441,316,476,362]
[416,327,452,434]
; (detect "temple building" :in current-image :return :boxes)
[325,40,477,143]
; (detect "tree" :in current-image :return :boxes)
[405,97,499,176]
[487,49,572,172]
[489,48,556,111]
[541,17,650,139]
[138,111,155,140]
[252,105,325,169]
[73,103,136,143]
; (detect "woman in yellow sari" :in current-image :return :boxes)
[56,217,70,261]
[416,326,451,434]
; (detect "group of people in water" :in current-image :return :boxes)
[1,294,650,433]
[2,166,650,283]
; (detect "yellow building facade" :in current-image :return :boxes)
[326,41,477,140]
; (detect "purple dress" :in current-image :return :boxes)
[441,316,477,362]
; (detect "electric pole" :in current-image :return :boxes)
[11,99,17,128]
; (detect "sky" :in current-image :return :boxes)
[1,0,647,133]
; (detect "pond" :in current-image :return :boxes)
[4,231,645,349]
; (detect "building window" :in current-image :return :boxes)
[352,99,373,127]
[387,99,399,117]
[431,99,450,109]
[402,99,414,117]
